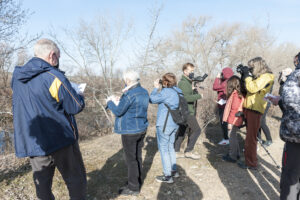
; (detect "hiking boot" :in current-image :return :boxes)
[222,154,237,163]
[155,175,174,183]
[171,171,179,178]
[118,186,139,196]
[185,152,201,160]
[237,161,257,170]
[176,152,185,158]
[218,139,229,145]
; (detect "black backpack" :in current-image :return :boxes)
[163,88,189,132]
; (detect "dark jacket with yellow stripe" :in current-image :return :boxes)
[11,57,85,157]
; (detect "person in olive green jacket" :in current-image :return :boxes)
[237,57,274,170]
[174,63,202,160]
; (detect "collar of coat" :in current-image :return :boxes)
[181,75,192,83]
[122,82,140,93]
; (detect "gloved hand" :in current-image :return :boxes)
[235,111,244,117]
[240,66,251,80]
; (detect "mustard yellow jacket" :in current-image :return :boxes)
[243,73,274,114]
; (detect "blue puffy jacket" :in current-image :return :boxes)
[11,57,85,157]
[150,87,181,128]
[107,84,149,134]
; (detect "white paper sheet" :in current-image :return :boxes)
[70,82,86,94]
[217,99,227,105]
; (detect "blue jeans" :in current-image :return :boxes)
[156,126,178,176]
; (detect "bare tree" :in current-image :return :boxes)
[0,0,36,152]
[0,0,28,42]
[50,15,132,135]
[138,4,163,74]
[133,16,299,125]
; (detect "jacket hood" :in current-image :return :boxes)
[13,57,56,83]
[296,63,300,70]
[222,67,234,80]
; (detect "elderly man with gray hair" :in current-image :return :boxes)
[106,70,149,196]
[11,38,87,200]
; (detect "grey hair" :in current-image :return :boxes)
[123,70,140,83]
[34,38,60,58]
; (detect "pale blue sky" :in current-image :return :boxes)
[21,0,300,44]
[20,0,300,71]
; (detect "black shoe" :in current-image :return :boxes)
[118,186,139,196]
[155,175,174,183]
[237,161,257,170]
[171,171,179,178]
[222,154,237,163]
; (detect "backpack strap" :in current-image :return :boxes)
[162,87,181,132]
[171,87,183,96]
[163,109,170,133]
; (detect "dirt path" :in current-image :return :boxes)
[0,120,284,200]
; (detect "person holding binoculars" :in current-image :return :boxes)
[236,57,274,170]
[213,67,234,145]
[150,73,182,183]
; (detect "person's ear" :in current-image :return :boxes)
[162,81,168,87]
[49,51,57,66]
[183,69,188,75]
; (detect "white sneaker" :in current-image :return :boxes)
[184,152,201,160]
[218,139,229,145]
[176,152,185,158]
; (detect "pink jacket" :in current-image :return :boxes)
[222,90,244,127]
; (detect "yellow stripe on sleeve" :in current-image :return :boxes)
[49,77,62,102]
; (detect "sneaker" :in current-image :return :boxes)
[176,152,185,158]
[118,186,139,196]
[218,139,229,145]
[155,175,174,183]
[222,154,237,163]
[263,140,272,147]
[184,152,201,160]
[171,171,179,178]
[237,161,257,170]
